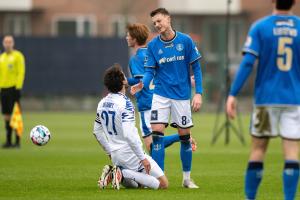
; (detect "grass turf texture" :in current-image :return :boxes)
[0,112,297,200]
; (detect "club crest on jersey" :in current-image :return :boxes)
[151,110,158,120]
[176,43,184,51]
[158,49,163,55]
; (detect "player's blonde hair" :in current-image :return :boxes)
[126,23,150,46]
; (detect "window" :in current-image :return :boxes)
[52,15,96,37]
[3,14,31,36]
[111,15,135,37]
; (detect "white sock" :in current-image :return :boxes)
[183,171,191,180]
[122,169,160,189]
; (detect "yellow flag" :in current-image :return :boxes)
[10,103,24,137]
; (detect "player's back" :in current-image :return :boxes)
[244,14,300,105]
[96,92,138,152]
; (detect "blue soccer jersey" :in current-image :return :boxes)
[145,31,202,100]
[129,47,154,111]
[243,14,300,105]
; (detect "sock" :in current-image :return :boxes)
[151,131,165,171]
[5,120,12,145]
[122,169,160,189]
[164,133,180,148]
[180,134,192,174]
[183,171,191,180]
[245,161,263,200]
[283,160,299,200]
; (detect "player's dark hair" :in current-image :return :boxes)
[276,0,294,10]
[126,23,150,46]
[103,64,125,93]
[150,8,170,17]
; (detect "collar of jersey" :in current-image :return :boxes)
[159,30,177,43]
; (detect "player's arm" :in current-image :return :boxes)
[127,77,141,86]
[93,113,111,156]
[226,53,256,119]
[16,52,25,90]
[131,45,157,95]
[121,110,145,161]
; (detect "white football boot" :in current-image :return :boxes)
[98,165,113,189]
[182,179,199,189]
[112,166,123,190]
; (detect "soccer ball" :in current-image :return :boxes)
[30,125,51,146]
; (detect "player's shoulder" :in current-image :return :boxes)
[250,15,279,31]
[176,31,194,44]
[148,35,160,47]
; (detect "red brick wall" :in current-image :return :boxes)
[31,0,158,36]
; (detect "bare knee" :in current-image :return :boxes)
[151,124,165,133]
[249,137,269,161]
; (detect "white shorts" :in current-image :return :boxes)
[150,94,193,129]
[111,148,164,178]
[250,106,300,140]
[139,110,152,138]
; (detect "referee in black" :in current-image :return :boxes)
[0,35,25,148]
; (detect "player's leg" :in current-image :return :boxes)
[280,107,300,200]
[170,99,196,188]
[245,136,269,200]
[140,109,179,151]
[1,88,14,148]
[245,106,276,199]
[139,110,153,152]
[282,140,299,200]
[150,94,171,171]
[120,157,168,190]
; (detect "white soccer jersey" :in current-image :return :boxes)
[93,92,145,161]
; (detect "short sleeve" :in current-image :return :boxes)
[144,44,157,68]
[129,56,144,78]
[242,23,261,57]
[186,36,201,64]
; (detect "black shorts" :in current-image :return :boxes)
[0,87,19,115]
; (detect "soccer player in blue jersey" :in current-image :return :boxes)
[226,0,300,199]
[131,8,203,188]
[126,23,182,152]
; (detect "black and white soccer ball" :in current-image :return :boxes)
[30,125,51,146]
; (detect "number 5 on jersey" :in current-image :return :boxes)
[277,37,293,71]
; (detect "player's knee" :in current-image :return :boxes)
[179,134,191,144]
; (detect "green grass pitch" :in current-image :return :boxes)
[0,111,297,200]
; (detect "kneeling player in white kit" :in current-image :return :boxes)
[93,64,168,190]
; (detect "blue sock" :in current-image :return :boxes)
[164,133,180,148]
[283,160,299,200]
[180,135,192,172]
[245,161,263,200]
[151,131,165,171]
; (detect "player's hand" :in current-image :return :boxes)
[226,95,237,119]
[141,158,151,174]
[190,75,195,88]
[130,81,144,95]
[192,94,202,112]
